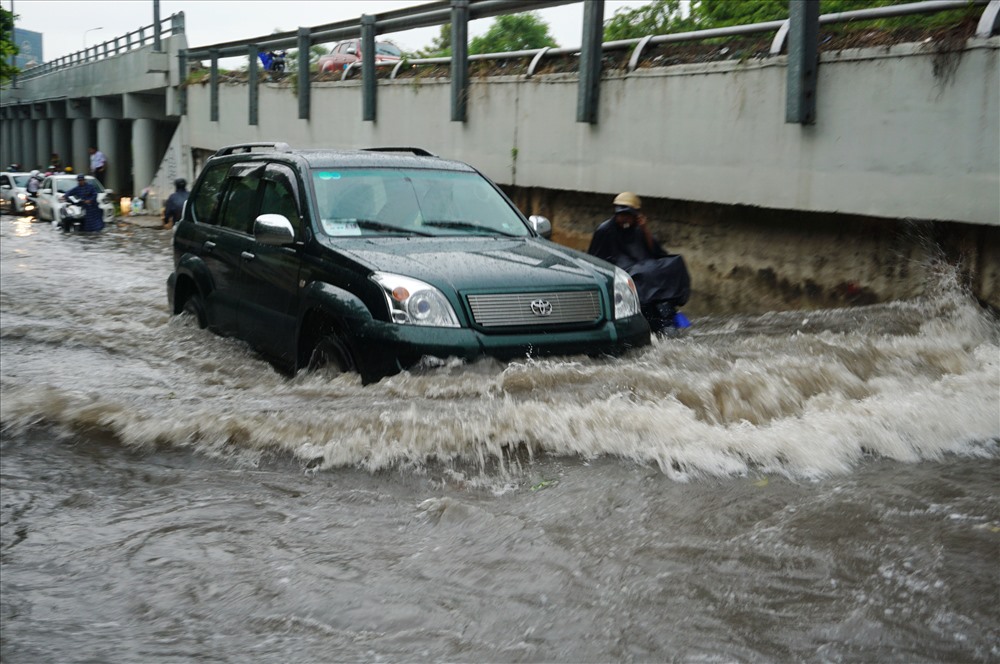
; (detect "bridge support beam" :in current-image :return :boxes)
[35,118,52,170]
[131,118,157,200]
[71,118,92,176]
[97,118,122,190]
[0,114,13,168]
[52,117,70,170]
[21,118,37,169]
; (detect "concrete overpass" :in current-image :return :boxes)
[2,1,998,309]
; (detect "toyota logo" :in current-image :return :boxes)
[530,299,553,317]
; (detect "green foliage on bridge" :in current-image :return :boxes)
[604,0,980,41]
[419,12,558,58]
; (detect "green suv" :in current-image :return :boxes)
[167,143,650,383]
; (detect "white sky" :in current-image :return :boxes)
[9,0,652,64]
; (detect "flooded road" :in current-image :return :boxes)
[1,213,998,662]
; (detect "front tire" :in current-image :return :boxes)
[308,333,356,376]
[181,293,207,329]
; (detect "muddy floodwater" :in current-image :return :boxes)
[1,214,998,663]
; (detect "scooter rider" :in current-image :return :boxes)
[25,170,43,215]
[587,192,691,333]
[64,174,105,232]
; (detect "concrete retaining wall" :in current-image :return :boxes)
[184,38,999,227]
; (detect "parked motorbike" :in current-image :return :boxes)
[57,195,86,232]
[270,50,286,73]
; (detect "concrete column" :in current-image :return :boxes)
[96,118,121,191]
[36,119,52,169]
[11,118,24,168]
[131,118,157,198]
[22,120,38,169]
[71,118,91,175]
[0,118,12,168]
[52,118,71,170]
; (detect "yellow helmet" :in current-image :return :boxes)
[64,166,74,173]
[613,191,641,210]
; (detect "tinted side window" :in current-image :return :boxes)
[217,165,263,234]
[191,162,230,224]
[260,164,303,238]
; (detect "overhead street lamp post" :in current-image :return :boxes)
[83,26,104,49]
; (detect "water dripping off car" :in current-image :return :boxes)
[166,143,650,384]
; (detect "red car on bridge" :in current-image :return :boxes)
[318,39,403,73]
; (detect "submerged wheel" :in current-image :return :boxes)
[181,293,207,329]
[308,333,356,376]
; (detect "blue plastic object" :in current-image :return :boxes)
[674,312,691,328]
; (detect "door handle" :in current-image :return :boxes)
[203,240,216,251]
[241,251,256,261]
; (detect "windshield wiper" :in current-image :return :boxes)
[350,219,432,236]
[422,220,518,237]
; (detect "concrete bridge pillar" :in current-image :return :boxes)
[35,119,52,170]
[10,117,24,168]
[71,118,92,176]
[96,118,121,191]
[22,119,37,170]
[131,118,157,199]
[0,116,13,168]
[52,118,70,171]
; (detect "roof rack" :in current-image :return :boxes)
[362,147,438,157]
[213,142,292,157]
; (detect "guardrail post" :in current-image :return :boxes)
[577,0,604,124]
[153,0,162,51]
[451,0,470,122]
[172,11,186,35]
[362,14,377,122]
[248,45,259,126]
[786,0,819,124]
[297,27,311,120]
[210,49,220,122]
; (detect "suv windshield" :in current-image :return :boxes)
[313,168,531,238]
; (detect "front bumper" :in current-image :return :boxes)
[347,315,651,382]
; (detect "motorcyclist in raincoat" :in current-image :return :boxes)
[587,192,690,332]
[65,174,105,232]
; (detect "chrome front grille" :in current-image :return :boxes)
[466,290,602,328]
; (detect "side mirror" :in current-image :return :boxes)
[254,213,295,246]
[346,46,357,55]
[0,184,10,191]
[528,215,552,239]
[103,189,114,196]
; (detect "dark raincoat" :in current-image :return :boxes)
[163,190,189,226]
[65,183,105,232]
[587,217,690,308]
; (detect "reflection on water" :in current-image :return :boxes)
[1,214,998,663]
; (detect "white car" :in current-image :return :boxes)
[0,172,34,214]
[35,175,115,224]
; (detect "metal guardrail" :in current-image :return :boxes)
[183,0,996,70]
[13,12,185,82]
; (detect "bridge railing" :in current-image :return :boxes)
[176,0,997,126]
[14,12,186,82]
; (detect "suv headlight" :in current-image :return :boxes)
[613,267,641,319]
[371,272,460,327]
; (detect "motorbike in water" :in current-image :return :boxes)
[56,195,87,232]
